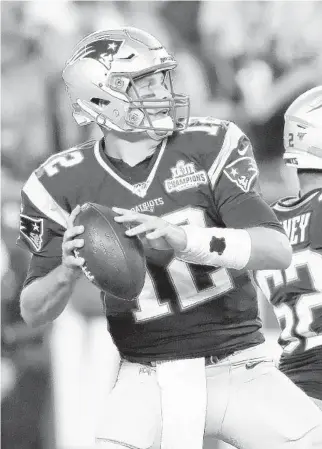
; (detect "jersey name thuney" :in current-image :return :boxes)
[282,212,311,245]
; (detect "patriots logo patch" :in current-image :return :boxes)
[20,214,44,252]
[70,38,124,70]
[223,157,258,193]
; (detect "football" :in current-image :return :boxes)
[74,202,146,301]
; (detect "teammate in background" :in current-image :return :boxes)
[18,28,322,449]
[255,86,322,410]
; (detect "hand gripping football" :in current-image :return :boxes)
[74,203,146,300]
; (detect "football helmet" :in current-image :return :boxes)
[62,27,190,140]
[284,86,322,169]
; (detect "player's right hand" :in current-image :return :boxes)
[62,205,85,272]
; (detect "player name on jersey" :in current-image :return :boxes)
[281,212,311,245]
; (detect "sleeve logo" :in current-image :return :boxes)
[223,157,258,193]
[19,214,44,252]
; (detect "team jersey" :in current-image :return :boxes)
[254,188,322,400]
[18,117,283,363]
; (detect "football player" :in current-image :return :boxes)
[18,28,322,449]
[255,86,322,411]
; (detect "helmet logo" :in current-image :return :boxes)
[70,38,124,71]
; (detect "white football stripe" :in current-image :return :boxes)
[23,173,69,228]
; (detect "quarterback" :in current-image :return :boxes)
[255,86,322,410]
[18,28,322,449]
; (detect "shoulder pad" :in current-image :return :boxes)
[314,188,322,203]
[168,117,230,170]
[273,189,322,212]
[22,140,97,228]
[186,116,229,134]
[35,140,96,178]
[272,196,298,209]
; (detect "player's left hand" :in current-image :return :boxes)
[113,207,187,252]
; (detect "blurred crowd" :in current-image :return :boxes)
[1,2,322,449]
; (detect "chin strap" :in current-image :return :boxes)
[146,115,175,140]
[76,100,115,131]
[146,128,172,141]
[76,99,174,140]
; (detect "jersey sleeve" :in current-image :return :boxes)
[17,144,94,286]
[311,192,322,250]
[17,171,70,284]
[23,253,62,288]
[210,122,284,232]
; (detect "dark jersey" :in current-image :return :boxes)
[18,117,283,362]
[254,189,322,400]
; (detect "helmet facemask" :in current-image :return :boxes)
[123,69,190,139]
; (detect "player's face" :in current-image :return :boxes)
[128,72,172,116]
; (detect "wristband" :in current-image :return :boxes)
[176,225,252,270]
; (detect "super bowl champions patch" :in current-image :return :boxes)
[19,214,44,252]
[223,157,259,193]
[164,160,208,193]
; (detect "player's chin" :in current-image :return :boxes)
[150,114,175,136]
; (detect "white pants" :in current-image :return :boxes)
[96,344,322,449]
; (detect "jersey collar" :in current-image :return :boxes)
[94,137,168,198]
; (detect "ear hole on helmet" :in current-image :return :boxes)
[90,98,110,107]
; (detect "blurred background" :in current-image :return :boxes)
[1,1,322,449]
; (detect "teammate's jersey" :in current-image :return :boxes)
[18,118,282,362]
[254,188,322,400]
